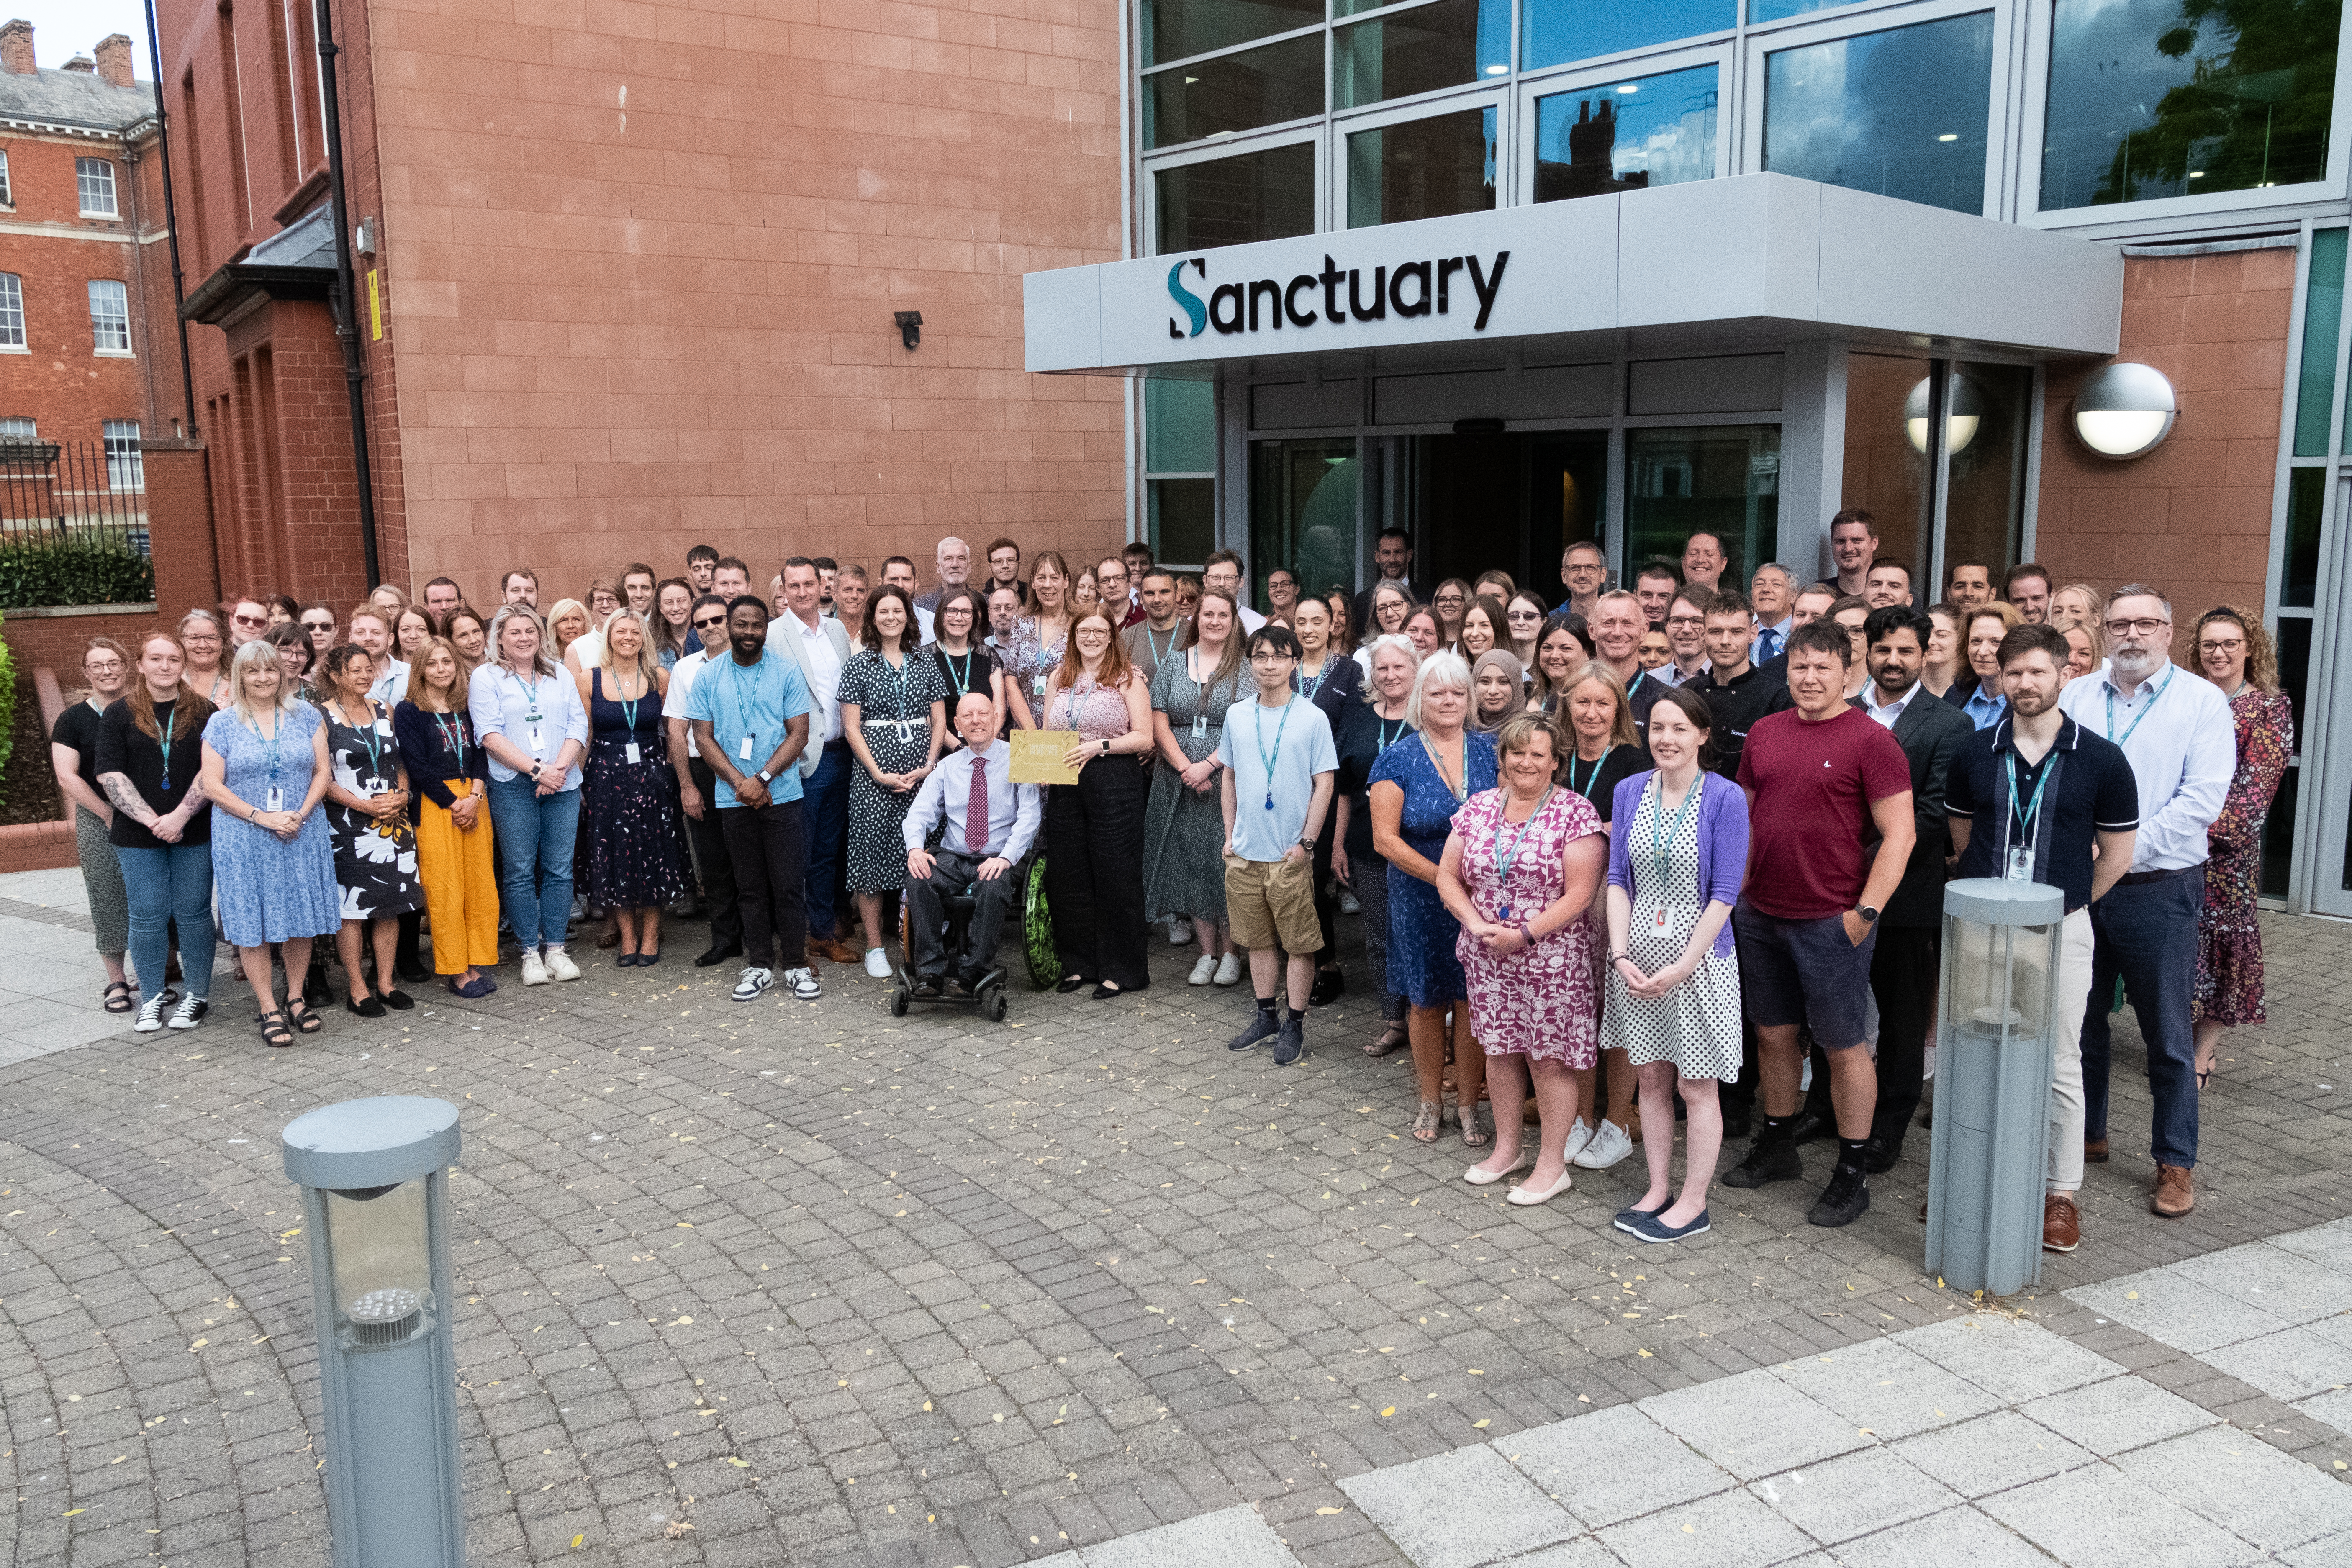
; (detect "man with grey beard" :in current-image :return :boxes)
[2056,584,2234,1219]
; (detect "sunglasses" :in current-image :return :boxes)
[233,614,269,628]
[693,616,727,629]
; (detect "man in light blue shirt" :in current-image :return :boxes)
[2054,585,2235,1218]
[901,692,1041,997]
[687,596,819,1004]
[1217,624,1337,1066]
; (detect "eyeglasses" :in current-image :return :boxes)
[693,616,727,629]
[85,659,124,673]
[1506,609,1543,623]
[233,614,268,628]
[2198,638,2245,654]
[1248,650,1297,664]
[1666,614,1705,629]
[1434,592,1466,606]
[2104,617,2168,637]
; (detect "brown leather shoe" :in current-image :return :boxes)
[811,936,861,965]
[2153,1164,2195,1218]
[2084,1137,2109,1164]
[2043,1192,2081,1252]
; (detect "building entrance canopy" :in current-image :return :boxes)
[1025,174,2122,379]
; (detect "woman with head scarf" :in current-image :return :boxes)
[1468,649,1528,734]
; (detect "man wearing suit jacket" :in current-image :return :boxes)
[767,556,861,965]
[1854,605,1974,1166]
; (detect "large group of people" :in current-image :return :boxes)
[50,516,2290,1252]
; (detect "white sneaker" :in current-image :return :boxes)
[1560,1116,1595,1164]
[167,995,208,1031]
[544,947,581,982]
[134,989,174,1032]
[863,947,892,979]
[1187,954,1217,986]
[1168,917,1194,946]
[1572,1116,1635,1170]
[732,967,773,1002]
[1212,952,1242,986]
[783,966,821,999]
[521,951,549,986]
[1339,890,1362,916]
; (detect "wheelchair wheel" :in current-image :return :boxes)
[986,986,1009,1023]
[1023,856,1062,992]
[888,980,909,1018]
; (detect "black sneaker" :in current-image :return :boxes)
[1862,1136,1900,1174]
[1227,1011,1280,1052]
[1808,1165,1872,1228]
[911,974,944,1000]
[1272,1015,1306,1066]
[1721,1137,1804,1189]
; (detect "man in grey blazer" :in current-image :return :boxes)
[768,556,862,964]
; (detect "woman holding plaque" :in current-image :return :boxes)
[1040,607,1155,996]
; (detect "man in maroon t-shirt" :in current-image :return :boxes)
[1723,619,1915,1228]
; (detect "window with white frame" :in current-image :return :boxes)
[0,272,23,349]
[103,420,144,490]
[0,149,12,207]
[77,157,119,217]
[0,417,33,439]
[89,280,131,354]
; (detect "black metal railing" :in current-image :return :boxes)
[0,439,158,610]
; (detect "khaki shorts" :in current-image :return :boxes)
[1224,852,1323,955]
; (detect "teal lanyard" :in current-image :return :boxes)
[242,710,284,788]
[2005,748,2054,848]
[1297,660,1328,703]
[505,670,546,732]
[1491,785,1553,920]
[1376,713,1408,751]
[1565,749,1606,800]
[345,701,385,779]
[614,672,642,738]
[1649,774,1702,893]
[434,712,467,775]
[726,657,768,756]
[1253,697,1293,811]
[942,647,974,701]
[156,703,176,792]
[1147,624,1177,667]
[2103,667,2172,749]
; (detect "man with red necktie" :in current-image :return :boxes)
[901,690,1042,997]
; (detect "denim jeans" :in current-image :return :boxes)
[116,841,215,1003]
[800,748,849,941]
[487,777,581,950]
[2083,864,2204,1169]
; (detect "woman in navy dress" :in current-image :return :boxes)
[1370,651,1498,1148]
[576,610,686,965]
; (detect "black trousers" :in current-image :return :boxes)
[1310,817,1340,967]
[720,799,806,971]
[686,758,742,949]
[1044,758,1149,991]
[1867,925,1941,1154]
[907,848,1018,979]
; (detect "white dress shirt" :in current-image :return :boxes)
[901,739,1040,862]
[1864,680,1921,730]
[2055,660,2236,871]
[780,611,846,742]
[663,646,712,759]
[369,657,412,706]
[1236,604,1267,634]
[1752,616,1792,666]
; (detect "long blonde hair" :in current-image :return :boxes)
[596,609,662,688]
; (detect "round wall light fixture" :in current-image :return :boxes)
[1904,375,1981,456]
[2072,362,2177,459]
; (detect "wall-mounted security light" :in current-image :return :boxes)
[1905,374,1980,456]
[2072,362,2177,460]
[895,311,922,350]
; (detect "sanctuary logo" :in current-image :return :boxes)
[1166,250,1511,340]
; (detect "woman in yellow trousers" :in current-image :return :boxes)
[394,637,502,996]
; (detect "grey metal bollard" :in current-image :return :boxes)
[1924,879,2065,1297]
[283,1096,465,1568]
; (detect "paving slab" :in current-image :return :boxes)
[1338,1446,1577,1568]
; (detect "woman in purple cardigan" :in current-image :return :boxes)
[1602,688,1749,1245]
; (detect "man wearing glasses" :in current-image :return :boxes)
[1656,588,1712,688]
[666,592,747,969]
[2054,585,2235,1219]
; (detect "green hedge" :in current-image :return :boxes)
[0,613,16,801]
[0,539,156,610]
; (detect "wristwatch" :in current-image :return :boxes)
[1297,835,1316,850]
[755,769,773,785]
[1856,904,1881,926]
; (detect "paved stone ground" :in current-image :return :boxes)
[1,868,2346,1568]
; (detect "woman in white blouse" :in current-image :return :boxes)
[467,606,591,985]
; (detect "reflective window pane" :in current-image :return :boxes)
[2284,464,2324,608]
[1145,33,1323,149]
[2264,762,2296,895]
[1840,354,1933,576]
[1625,425,1781,583]
[1534,64,1718,203]
[1748,0,1846,22]
[1334,0,1511,111]
[2298,228,2345,457]
[1155,143,1316,251]
[1152,478,1219,567]
[2041,0,2341,211]
[1348,107,1497,228]
[1523,0,1736,72]
[1145,0,1323,67]
[1251,438,1361,601]
[1943,362,2033,579]
[1147,379,1218,473]
[1764,11,1996,216]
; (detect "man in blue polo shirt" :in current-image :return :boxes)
[1947,624,2139,1255]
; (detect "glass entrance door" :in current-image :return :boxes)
[1395,430,1610,597]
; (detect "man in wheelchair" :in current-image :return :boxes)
[902,690,1041,998]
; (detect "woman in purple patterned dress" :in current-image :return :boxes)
[1437,712,1607,1206]
[2191,606,2294,1087]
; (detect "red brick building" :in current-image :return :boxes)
[151,0,1129,613]
[0,22,187,457]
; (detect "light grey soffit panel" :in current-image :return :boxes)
[1253,379,1364,430]
[1024,264,1100,373]
[1628,354,1785,415]
[1373,363,1614,424]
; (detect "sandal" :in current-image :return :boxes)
[1363,1023,1407,1058]
[1412,1101,1442,1144]
[285,998,325,1034]
[257,1010,294,1048]
[103,980,135,1013]
[1459,1103,1491,1149]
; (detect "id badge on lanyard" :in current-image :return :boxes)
[2007,843,2034,883]
[626,741,642,765]
[265,786,285,813]
[1192,715,1208,740]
